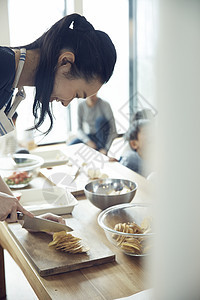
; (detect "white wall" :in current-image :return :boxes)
[153,1,200,299]
[0,0,10,45]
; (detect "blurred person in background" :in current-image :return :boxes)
[109,109,155,177]
[121,109,154,156]
[69,93,117,155]
[120,118,154,177]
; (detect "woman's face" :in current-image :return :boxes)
[50,70,102,106]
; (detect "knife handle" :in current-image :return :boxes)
[7,211,24,220]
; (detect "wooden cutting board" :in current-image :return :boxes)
[7,217,115,277]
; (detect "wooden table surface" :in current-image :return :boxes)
[0,144,151,300]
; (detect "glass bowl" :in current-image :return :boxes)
[0,154,44,188]
[98,203,154,256]
[84,178,137,210]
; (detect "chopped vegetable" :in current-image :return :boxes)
[4,171,32,186]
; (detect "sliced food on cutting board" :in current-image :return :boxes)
[48,231,89,253]
[7,218,115,276]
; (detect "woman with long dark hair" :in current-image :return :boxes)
[0,13,116,221]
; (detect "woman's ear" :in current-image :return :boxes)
[129,139,138,150]
[57,51,75,67]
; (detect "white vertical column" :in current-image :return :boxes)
[154,1,200,299]
[74,0,83,15]
[0,0,10,45]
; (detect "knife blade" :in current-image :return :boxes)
[16,213,73,233]
[69,166,81,184]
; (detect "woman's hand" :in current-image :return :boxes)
[38,213,65,225]
[0,192,34,223]
[26,213,66,235]
[40,213,66,235]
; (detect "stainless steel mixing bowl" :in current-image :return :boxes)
[84,178,137,210]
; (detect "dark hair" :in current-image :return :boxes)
[132,109,154,122]
[124,109,153,141]
[127,119,150,141]
[19,13,117,134]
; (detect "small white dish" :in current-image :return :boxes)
[19,186,78,215]
[31,150,68,168]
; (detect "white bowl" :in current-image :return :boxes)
[18,186,78,215]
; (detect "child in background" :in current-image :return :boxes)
[121,109,154,156]
[108,108,155,177]
[120,119,153,177]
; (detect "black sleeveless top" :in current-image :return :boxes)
[0,47,15,111]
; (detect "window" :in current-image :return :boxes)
[8,0,68,145]
[7,0,156,145]
[137,0,158,111]
[69,0,129,137]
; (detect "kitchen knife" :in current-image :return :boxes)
[16,212,73,233]
[69,166,81,184]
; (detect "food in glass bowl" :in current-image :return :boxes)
[4,171,32,187]
[98,203,154,256]
[0,154,44,188]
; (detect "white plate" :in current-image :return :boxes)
[31,150,68,168]
[18,186,78,215]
